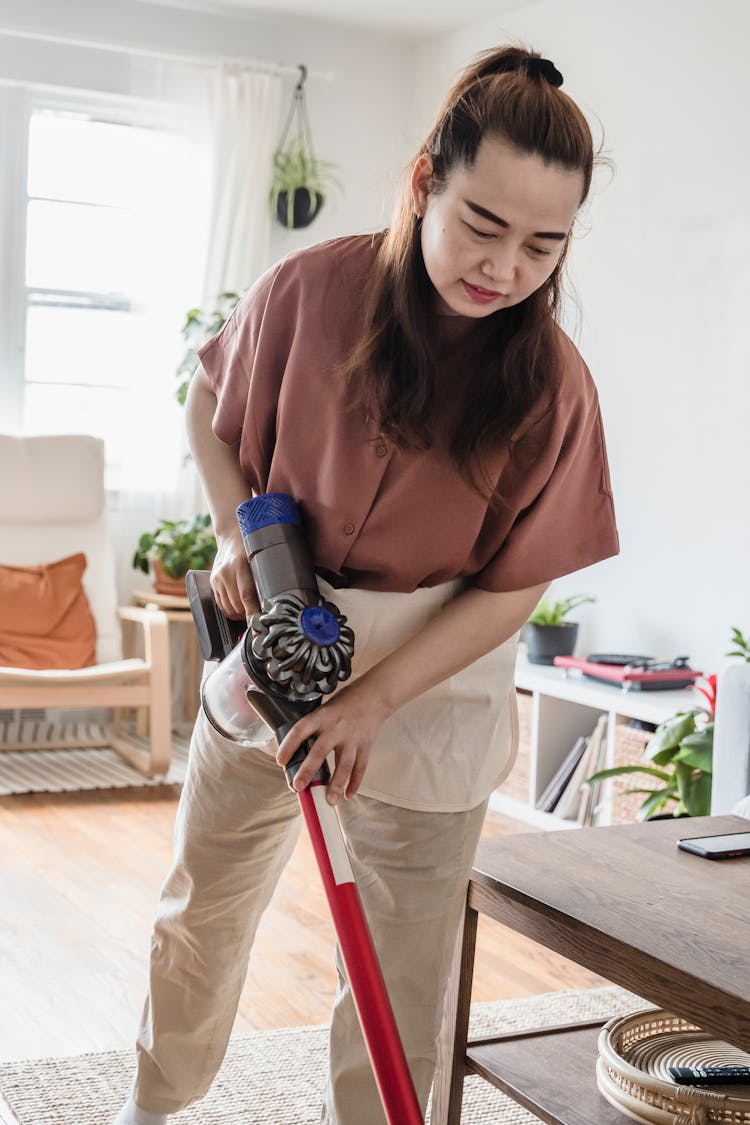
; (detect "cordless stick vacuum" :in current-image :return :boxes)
[186,493,423,1125]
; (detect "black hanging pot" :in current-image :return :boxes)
[276,188,324,230]
[273,67,330,231]
[523,622,579,666]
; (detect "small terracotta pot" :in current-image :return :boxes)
[152,560,186,597]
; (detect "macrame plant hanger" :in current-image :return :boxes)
[277,65,316,169]
[273,64,325,229]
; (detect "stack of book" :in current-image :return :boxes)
[535,714,608,825]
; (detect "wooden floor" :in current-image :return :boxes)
[0,781,609,1063]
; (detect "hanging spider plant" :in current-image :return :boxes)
[270,66,340,230]
[269,141,339,229]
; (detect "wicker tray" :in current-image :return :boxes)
[597,1008,750,1123]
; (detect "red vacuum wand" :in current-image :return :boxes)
[186,493,423,1125]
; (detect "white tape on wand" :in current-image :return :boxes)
[311,786,355,886]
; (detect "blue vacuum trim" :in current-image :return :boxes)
[237,493,301,535]
[300,605,341,646]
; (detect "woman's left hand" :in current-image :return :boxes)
[276,680,391,805]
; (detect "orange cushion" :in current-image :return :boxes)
[0,553,97,670]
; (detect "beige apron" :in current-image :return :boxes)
[316,576,519,813]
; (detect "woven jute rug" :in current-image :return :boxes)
[0,720,190,795]
[0,986,648,1124]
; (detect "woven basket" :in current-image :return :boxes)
[606,721,678,825]
[597,1008,750,1123]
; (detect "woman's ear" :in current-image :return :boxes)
[410,153,434,218]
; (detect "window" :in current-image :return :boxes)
[3,88,198,492]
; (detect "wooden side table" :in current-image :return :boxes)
[433,814,750,1124]
[130,588,202,727]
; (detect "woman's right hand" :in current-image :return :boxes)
[183,367,259,622]
[210,526,259,623]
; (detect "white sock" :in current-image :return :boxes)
[112,1096,168,1125]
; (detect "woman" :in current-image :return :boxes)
[115,44,618,1125]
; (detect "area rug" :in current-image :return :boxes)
[0,720,190,795]
[0,986,648,1124]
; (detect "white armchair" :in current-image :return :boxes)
[0,434,172,776]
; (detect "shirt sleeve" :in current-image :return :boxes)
[196,261,287,492]
[472,339,619,593]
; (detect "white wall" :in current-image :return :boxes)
[0,0,414,264]
[412,0,750,673]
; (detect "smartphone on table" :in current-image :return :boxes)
[677,831,750,860]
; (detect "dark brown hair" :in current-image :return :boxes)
[344,45,596,499]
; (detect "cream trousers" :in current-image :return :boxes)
[131,709,488,1122]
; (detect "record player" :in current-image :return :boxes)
[552,653,702,691]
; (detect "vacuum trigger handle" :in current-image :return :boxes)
[276,721,330,791]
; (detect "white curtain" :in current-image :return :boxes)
[172,63,282,514]
[111,57,282,599]
[201,65,282,304]
[130,56,282,303]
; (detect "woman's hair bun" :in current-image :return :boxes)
[477,49,564,88]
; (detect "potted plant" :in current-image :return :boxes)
[175,291,241,406]
[585,675,716,820]
[133,514,217,596]
[727,625,750,662]
[522,594,596,665]
[269,139,339,230]
[270,65,340,230]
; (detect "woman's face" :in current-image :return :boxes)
[412,135,584,317]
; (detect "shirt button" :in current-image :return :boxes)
[344,522,355,535]
[376,444,388,458]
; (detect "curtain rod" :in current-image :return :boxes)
[0,26,334,81]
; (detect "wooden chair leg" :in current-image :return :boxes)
[432,901,479,1125]
[143,615,171,775]
[110,610,172,777]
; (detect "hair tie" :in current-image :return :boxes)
[525,57,564,87]
[478,53,564,88]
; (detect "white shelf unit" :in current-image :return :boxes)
[489,655,699,830]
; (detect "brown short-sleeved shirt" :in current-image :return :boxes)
[198,234,618,593]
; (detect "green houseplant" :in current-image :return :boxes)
[585,675,716,820]
[522,594,596,665]
[270,67,340,230]
[269,139,339,229]
[727,625,750,662]
[133,514,217,595]
[175,292,241,406]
